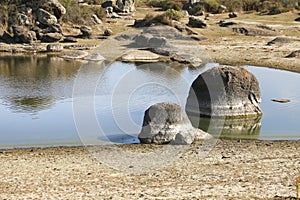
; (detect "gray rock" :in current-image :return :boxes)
[0,28,13,43]
[186,66,262,117]
[41,33,62,42]
[188,17,207,28]
[16,13,32,26]
[80,26,92,38]
[138,102,212,145]
[171,52,202,67]
[44,24,62,33]
[60,51,89,60]
[121,50,160,62]
[116,0,135,13]
[232,25,277,36]
[229,12,237,18]
[148,37,167,48]
[62,37,78,43]
[12,26,34,43]
[46,43,63,52]
[63,44,97,50]
[104,28,113,36]
[84,52,105,61]
[267,37,292,45]
[133,33,152,47]
[37,8,57,25]
[286,50,300,58]
[92,14,102,24]
[47,0,66,20]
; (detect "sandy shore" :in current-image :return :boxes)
[0,139,299,199]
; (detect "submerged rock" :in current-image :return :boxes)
[186,66,262,117]
[138,102,212,145]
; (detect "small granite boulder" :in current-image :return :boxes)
[186,66,262,117]
[46,43,63,52]
[138,102,212,145]
[80,26,92,38]
[104,28,113,36]
[188,17,207,28]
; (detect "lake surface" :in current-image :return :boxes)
[0,55,299,148]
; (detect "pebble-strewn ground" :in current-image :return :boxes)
[0,139,299,199]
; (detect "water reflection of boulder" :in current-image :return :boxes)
[135,62,185,74]
[3,96,55,113]
[188,115,262,139]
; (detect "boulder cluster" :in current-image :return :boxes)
[0,0,66,44]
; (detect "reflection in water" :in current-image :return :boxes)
[188,115,262,139]
[0,54,81,113]
[3,96,54,113]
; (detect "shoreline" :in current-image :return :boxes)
[1,139,299,199]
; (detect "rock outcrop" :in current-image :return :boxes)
[138,102,212,145]
[186,66,262,117]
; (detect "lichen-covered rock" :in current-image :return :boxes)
[186,66,262,117]
[138,102,212,145]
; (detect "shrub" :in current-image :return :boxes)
[268,3,289,15]
[147,0,182,11]
[203,0,221,13]
[60,0,105,24]
[164,9,182,21]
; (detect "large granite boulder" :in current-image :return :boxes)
[138,102,212,145]
[37,8,58,25]
[186,66,262,117]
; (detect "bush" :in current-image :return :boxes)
[60,0,105,24]
[147,0,182,11]
[203,0,221,13]
[268,4,289,15]
[164,9,182,21]
[142,9,182,26]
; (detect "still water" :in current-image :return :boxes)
[0,55,299,148]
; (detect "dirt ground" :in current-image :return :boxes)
[0,139,299,199]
